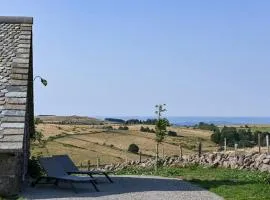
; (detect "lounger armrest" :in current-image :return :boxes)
[67,171,87,175]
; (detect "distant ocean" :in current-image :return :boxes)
[98,116,270,126]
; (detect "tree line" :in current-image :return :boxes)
[195,122,270,148]
[105,118,170,126]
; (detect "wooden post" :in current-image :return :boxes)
[224,137,227,152]
[258,133,261,153]
[267,135,269,154]
[155,143,159,172]
[179,144,182,159]
[80,162,83,169]
[96,157,100,169]
[234,143,238,156]
[139,151,142,163]
[198,141,202,157]
[87,160,91,171]
[162,145,164,159]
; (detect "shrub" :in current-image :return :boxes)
[31,131,44,144]
[28,156,44,178]
[103,125,113,130]
[34,117,43,124]
[118,126,129,130]
[140,126,155,133]
[168,130,177,137]
[128,143,139,153]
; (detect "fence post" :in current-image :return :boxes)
[258,133,261,153]
[96,157,100,169]
[139,152,142,163]
[224,137,227,152]
[162,145,164,159]
[80,162,83,169]
[179,144,182,159]
[234,143,238,156]
[88,160,91,171]
[267,135,269,154]
[198,141,202,157]
[155,143,159,172]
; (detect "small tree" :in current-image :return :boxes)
[128,143,139,153]
[154,104,168,170]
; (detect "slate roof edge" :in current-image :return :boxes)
[0,16,33,24]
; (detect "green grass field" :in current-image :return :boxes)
[115,165,270,200]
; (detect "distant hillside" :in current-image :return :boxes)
[36,115,104,125]
[33,123,217,166]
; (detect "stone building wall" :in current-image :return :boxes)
[0,16,33,196]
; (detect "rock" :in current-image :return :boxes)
[263,158,270,164]
[259,164,270,172]
[140,163,146,167]
[255,154,266,162]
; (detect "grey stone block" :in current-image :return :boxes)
[19,39,31,44]
[1,123,25,128]
[19,35,31,40]
[6,98,26,104]
[10,74,28,80]
[6,86,27,92]
[20,31,31,35]
[20,26,32,31]
[0,16,33,24]
[2,110,26,116]
[16,53,30,58]
[13,58,29,64]
[10,80,28,86]
[2,116,25,122]
[11,68,28,74]
[17,44,30,48]
[16,48,30,54]
[4,104,26,110]
[5,92,27,98]
[2,129,24,135]
[0,135,23,142]
[0,142,22,150]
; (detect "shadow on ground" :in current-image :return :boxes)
[188,179,255,190]
[21,175,222,199]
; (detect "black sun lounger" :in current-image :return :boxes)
[32,157,99,193]
[53,155,113,183]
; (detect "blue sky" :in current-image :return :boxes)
[1,0,270,117]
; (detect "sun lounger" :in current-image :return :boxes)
[32,157,99,193]
[53,155,113,183]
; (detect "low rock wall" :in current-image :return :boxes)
[101,152,270,172]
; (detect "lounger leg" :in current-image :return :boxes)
[87,173,98,184]
[31,177,43,187]
[103,172,113,183]
[90,180,99,192]
[54,179,59,186]
[70,182,78,193]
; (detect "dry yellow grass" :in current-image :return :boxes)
[33,124,217,166]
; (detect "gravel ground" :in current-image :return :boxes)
[22,175,223,200]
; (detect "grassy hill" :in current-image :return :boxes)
[32,123,217,166]
[36,115,104,125]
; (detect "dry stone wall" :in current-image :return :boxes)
[101,152,270,173]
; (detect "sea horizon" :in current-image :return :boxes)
[96,116,270,126]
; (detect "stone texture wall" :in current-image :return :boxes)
[23,32,34,181]
[0,153,22,195]
[0,17,33,196]
[102,152,270,173]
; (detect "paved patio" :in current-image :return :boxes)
[21,175,223,200]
